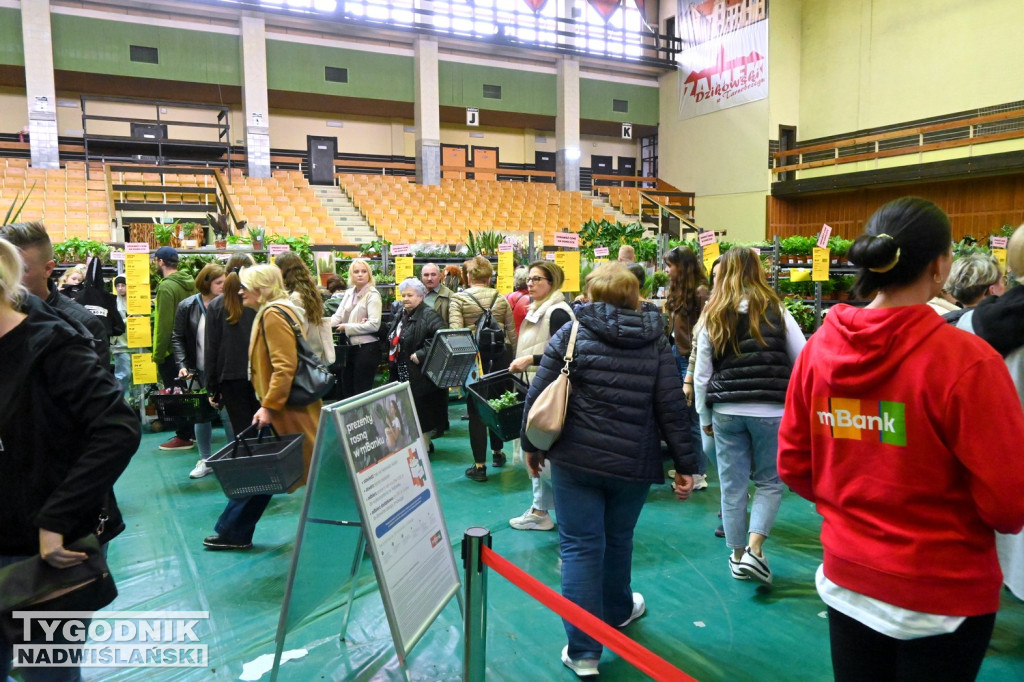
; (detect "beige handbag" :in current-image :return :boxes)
[525,321,579,451]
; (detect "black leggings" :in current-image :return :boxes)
[827,606,996,682]
[342,342,381,399]
[219,379,262,435]
[465,395,504,464]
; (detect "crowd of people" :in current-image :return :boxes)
[3,197,1024,680]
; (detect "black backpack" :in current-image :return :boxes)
[465,291,506,360]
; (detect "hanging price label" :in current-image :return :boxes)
[991,236,1008,249]
[555,251,581,292]
[390,244,412,256]
[593,246,610,257]
[126,284,150,316]
[394,256,414,282]
[124,253,150,285]
[702,242,720,274]
[126,317,152,348]
[699,231,717,247]
[812,247,831,282]
[992,248,1008,272]
[817,224,833,250]
[131,354,158,385]
[553,232,579,248]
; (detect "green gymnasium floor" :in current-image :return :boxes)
[34,400,1024,682]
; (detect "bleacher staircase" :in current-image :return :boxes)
[312,185,376,246]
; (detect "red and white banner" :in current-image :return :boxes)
[677,0,768,120]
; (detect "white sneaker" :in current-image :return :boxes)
[190,459,212,479]
[561,646,599,678]
[692,474,708,490]
[617,592,645,627]
[509,508,555,531]
[736,546,773,585]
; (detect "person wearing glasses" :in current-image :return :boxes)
[507,260,575,532]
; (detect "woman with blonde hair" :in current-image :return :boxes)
[276,251,334,366]
[520,262,695,676]
[330,257,382,398]
[450,255,517,481]
[693,246,805,585]
[507,260,575,531]
[203,264,322,551]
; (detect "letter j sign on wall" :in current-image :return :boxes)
[467,108,479,127]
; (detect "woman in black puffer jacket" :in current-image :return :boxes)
[520,262,696,677]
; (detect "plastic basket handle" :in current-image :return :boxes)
[228,424,280,459]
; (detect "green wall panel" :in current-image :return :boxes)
[266,40,413,102]
[439,62,555,116]
[0,8,24,67]
[50,15,240,85]
[581,78,658,125]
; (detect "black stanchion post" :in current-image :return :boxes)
[461,527,492,682]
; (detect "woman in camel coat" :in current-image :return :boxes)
[203,264,322,551]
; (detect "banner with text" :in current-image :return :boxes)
[676,0,768,120]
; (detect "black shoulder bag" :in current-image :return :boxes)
[262,305,336,406]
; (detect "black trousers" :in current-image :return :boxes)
[157,356,192,441]
[827,606,996,682]
[218,379,262,434]
[465,395,504,464]
[342,342,381,399]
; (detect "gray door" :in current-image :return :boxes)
[307,136,337,185]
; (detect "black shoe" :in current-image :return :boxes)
[428,441,435,454]
[492,451,507,468]
[203,535,253,551]
[465,465,488,482]
[714,525,725,538]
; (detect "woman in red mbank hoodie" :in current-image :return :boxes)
[778,197,1024,682]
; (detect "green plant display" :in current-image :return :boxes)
[779,236,818,256]
[466,230,505,256]
[52,238,111,265]
[153,222,176,246]
[783,296,817,334]
[360,238,391,258]
[826,236,853,257]
[577,219,656,263]
[487,390,522,411]
[266,234,315,271]
[649,270,669,296]
[176,254,220,280]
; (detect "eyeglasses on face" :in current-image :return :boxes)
[526,276,550,284]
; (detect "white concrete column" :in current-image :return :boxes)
[414,36,441,186]
[21,0,59,169]
[556,57,580,192]
[240,14,271,179]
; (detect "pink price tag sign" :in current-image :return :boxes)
[390,244,412,256]
[268,244,290,255]
[991,236,1008,249]
[125,242,150,253]
[698,231,717,247]
[110,251,125,262]
[817,224,833,249]
[544,252,556,261]
[593,246,610,257]
[553,232,580,248]
[498,243,514,253]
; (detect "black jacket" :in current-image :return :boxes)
[172,294,205,373]
[0,295,140,555]
[520,302,696,483]
[387,302,444,398]
[46,280,109,363]
[204,294,257,396]
[65,258,125,338]
[707,308,792,405]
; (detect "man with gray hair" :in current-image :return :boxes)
[421,262,453,325]
[942,253,1004,325]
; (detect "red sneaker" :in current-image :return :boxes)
[159,436,195,451]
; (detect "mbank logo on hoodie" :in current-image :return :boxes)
[812,397,906,446]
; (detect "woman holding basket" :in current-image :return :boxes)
[203,264,322,551]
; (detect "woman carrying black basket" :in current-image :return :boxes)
[450,255,518,482]
[203,264,322,551]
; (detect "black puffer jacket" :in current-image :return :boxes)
[0,295,139,555]
[706,307,792,405]
[520,301,696,483]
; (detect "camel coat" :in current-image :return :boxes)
[250,303,322,490]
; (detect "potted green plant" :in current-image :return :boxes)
[783,295,817,334]
[248,225,266,251]
[316,252,336,287]
[2,182,35,226]
[153,222,176,247]
[780,236,817,265]
[649,270,669,298]
[207,212,232,249]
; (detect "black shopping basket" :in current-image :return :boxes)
[423,329,479,389]
[151,376,219,428]
[467,370,530,442]
[206,425,306,499]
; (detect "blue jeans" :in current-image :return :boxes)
[214,495,273,544]
[550,462,651,661]
[672,347,706,475]
[712,413,785,551]
[112,350,132,401]
[0,555,85,682]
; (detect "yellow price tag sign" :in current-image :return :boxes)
[126,284,150,316]
[125,253,150,285]
[702,242,720,274]
[498,251,514,280]
[131,353,158,385]
[594,258,609,264]
[394,256,414,282]
[993,248,1008,272]
[555,251,581,292]
[126,317,152,348]
[496,275,514,295]
[812,247,831,282]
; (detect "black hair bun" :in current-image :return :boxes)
[848,233,899,270]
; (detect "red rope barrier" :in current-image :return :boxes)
[480,545,696,681]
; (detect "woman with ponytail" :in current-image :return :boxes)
[779,197,1024,681]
